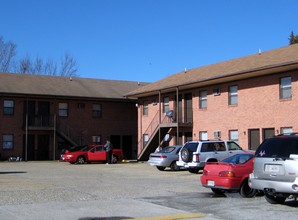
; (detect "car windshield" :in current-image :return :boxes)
[81,146,92,152]
[183,142,198,152]
[223,154,253,164]
[159,146,176,153]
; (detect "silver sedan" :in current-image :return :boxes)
[148,145,183,171]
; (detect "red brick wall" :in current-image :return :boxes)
[137,70,298,151]
[0,97,137,160]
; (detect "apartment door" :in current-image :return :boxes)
[24,101,36,126]
[122,135,133,159]
[184,93,193,123]
[248,129,260,150]
[38,101,50,126]
[263,128,275,140]
[23,134,35,161]
[174,95,182,123]
[37,135,49,160]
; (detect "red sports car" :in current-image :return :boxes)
[201,152,257,198]
[62,145,124,164]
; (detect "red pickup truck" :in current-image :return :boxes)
[62,144,124,164]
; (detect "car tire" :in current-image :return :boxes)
[181,148,192,162]
[76,156,85,164]
[211,188,225,195]
[264,193,286,204]
[188,168,199,174]
[170,161,180,171]
[156,166,166,171]
[239,179,257,198]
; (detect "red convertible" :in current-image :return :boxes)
[201,152,257,198]
[62,145,124,164]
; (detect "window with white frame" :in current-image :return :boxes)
[163,97,170,113]
[199,90,207,109]
[4,100,14,115]
[229,130,239,143]
[281,127,293,134]
[58,103,68,117]
[229,85,238,105]
[143,100,148,115]
[280,77,292,99]
[199,131,208,140]
[92,135,101,144]
[3,134,13,150]
[92,104,102,118]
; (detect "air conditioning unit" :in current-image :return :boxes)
[213,131,221,139]
[213,88,221,96]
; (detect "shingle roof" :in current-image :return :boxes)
[0,73,148,100]
[126,44,298,97]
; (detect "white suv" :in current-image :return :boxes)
[176,140,244,173]
[249,133,298,204]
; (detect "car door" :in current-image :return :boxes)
[213,142,229,161]
[88,146,106,161]
[227,141,244,156]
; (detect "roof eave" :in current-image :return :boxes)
[128,61,298,98]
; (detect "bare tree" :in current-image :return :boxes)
[0,35,79,76]
[0,37,17,72]
[59,53,78,77]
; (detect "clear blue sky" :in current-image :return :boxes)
[1,0,298,82]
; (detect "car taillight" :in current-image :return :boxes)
[203,170,208,176]
[159,156,167,158]
[219,171,235,177]
[194,154,199,162]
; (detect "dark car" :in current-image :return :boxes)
[148,145,183,171]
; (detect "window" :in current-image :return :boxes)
[3,134,13,150]
[143,100,148,115]
[280,77,292,99]
[199,90,207,109]
[4,100,14,115]
[281,127,293,134]
[163,97,170,113]
[92,104,102,118]
[229,130,239,143]
[199,131,208,140]
[92,135,101,144]
[58,103,68,117]
[229,85,238,105]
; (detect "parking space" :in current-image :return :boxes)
[0,161,297,220]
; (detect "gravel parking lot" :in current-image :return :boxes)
[0,161,297,220]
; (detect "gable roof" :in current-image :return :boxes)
[126,44,298,97]
[0,73,148,100]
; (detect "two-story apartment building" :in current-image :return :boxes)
[0,73,147,161]
[126,44,298,161]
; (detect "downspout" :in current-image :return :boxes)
[53,114,56,160]
[176,87,179,145]
[25,99,28,161]
[158,91,161,147]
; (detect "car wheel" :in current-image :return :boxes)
[181,148,192,162]
[112,155,118,164]
[239,179,257,198]
[156,166,166,171]
[211,188,225,195]
[188,168,199,174]
[264,193,286,204]
[170,161,180,171]
[76,156,85,164]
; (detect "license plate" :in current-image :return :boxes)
[207,180,215,187]
[265,164,280,172]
